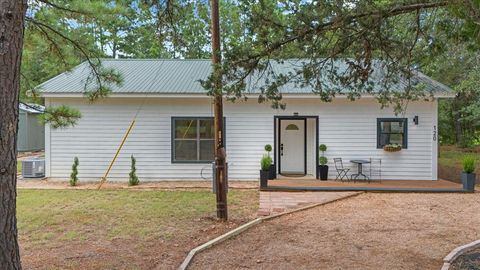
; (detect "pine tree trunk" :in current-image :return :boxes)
[0,0,27,269]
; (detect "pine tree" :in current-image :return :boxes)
[70,157,79,186]
[129,155,139,186]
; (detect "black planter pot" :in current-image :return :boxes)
[318,165,329,180]
[260,170,269,188]
[268,164,276,180]
[462,172,476,192]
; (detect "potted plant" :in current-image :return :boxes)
[264,144,276,179]
[260,154,272,188]
[462,155,476,192]
[383,144,402,152]
[318,144,329,180]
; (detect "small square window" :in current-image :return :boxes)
[377,118,408,149]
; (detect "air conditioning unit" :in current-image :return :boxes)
[22,157,45,178]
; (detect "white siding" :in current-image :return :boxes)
[46,97,437,181]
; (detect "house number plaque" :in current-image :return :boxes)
[433,125,437,141]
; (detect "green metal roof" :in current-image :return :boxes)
[37,58,453,96]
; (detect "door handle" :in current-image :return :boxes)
[280,144,284,156]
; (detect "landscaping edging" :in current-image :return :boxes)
[441,239,480,270]
[176,191,363,270]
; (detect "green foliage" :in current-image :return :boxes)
[200,1,473,113]
[22,0,124,127]
[264,144,272,153]
[319,156,328,166]
[129,155,140,186]
[319,144,327,165]
[83,63,124,102]
[39,105,81,129]
[463,156,476,174]
[420,6,480,148]
[260,154,272,171]
[70,157,79,186]
[22,0,113,102]
[319,144,327,152]
[428,52,480,147]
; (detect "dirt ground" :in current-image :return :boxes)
[191,192,480,270]
[450,246,480,270]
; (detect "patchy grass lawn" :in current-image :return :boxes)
[439,146,480,182]
[439,145,480,169]
[18,189,258,269]
[17,161,22,174]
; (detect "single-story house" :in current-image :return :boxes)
[38,59,453,181]
[18,103,45,152]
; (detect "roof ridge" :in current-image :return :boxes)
[99,58,211,62]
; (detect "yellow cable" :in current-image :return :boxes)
[97,119,136,189]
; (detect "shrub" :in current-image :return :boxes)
[129,155,140,186]
[319,156,328,166]
[70,157,79,186]
[319,144,327,152]
[463,156,476,174]
[264,144,272,153]
[319,144,328,165]
[260,154,272,171]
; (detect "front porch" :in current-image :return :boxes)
[263,178,465,192]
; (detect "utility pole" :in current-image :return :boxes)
[211,0,228,220]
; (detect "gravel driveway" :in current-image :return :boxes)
[191,192,480,270]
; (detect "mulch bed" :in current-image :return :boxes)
[450,247,480,270]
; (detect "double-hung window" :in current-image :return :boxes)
[377,118,408,148]
[172,117,218,163]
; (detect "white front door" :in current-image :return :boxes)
[280,119,305,175]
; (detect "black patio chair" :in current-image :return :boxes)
[369,158,382,182]
[334,158,350,181]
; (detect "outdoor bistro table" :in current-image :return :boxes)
[350,159,371,181]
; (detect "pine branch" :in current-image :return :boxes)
[25,17,104,91]
[36,0,91,15]
[234,1,452,65]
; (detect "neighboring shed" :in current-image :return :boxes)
[18,103,45,152]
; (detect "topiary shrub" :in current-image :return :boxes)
[463,156,476,174]
[319,144,327,152]
[319,156,328,166]
[70,157,79,186]
[129,155,140,186]
[260,154,272,171]
[319,144,328,165]
[318,144,329,180]
[264,144,272,153]
[264,144,272,159]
